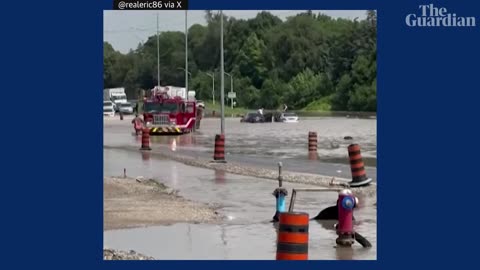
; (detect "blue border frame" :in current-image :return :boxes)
[4,0,480,269]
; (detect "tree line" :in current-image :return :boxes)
[104,10,376,112]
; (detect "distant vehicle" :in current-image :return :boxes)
[103,101,115,117]
[241,112,265,123]
[104,87,128,110]
[279,112,299,123]
[103,108,115,117]
[103,100,114,111]
[118,102,134,114]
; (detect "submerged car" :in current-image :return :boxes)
[279,112,299,123]
[241,112,265,123]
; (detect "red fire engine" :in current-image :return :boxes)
[142,86,204,135]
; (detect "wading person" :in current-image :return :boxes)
[134,102,139,114]
[132,114,144,135]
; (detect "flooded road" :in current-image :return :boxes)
[103,116,377,260]
[199,117,376,166]
[104,117,377,180]
[104,148,376,260]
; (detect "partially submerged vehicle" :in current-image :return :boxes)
[278,112,299,123]
[240,112,265,123]
[240,111,290,123]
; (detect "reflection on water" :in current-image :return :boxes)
[215,169,226,184]
[141,151,151,161]
[150,134,197,147]
[336,246,354,260]
[308,152,318,161]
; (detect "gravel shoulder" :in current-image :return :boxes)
[104,176,222,231]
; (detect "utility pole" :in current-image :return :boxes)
[157,13,160,88]
[185,10,189,100]
[220,10,225,135]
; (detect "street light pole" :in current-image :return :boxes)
[185,10,189,100]
[220,10,225,135]
[206,72,215,105]
[157,13,160,88]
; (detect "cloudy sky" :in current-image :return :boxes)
[104,10,367,53]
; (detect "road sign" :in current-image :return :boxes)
[228,92,236,99]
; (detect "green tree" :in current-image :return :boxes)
[258,78,288,109]
[103,42,116,87]
[286,68,320,109]
[331,74,353,111]
[237,33,268,88]
[348,83,376,111]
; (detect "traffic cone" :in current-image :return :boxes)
[347,144,372,187]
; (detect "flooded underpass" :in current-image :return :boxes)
[103,116,377,260]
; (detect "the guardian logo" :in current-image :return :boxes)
[406,4,476,27]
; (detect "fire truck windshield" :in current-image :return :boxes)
[144,103,178,113]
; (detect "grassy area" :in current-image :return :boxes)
[301,96,332,112]
[203,101,249,116]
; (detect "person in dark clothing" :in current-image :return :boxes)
[312,201,356,221]
[313,205,340,220]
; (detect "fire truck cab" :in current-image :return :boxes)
[143,87,202,135]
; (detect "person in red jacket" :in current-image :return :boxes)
[131,114,144,135]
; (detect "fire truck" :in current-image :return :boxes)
[142,86,204,135]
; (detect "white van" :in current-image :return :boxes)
[104,88,128,110]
